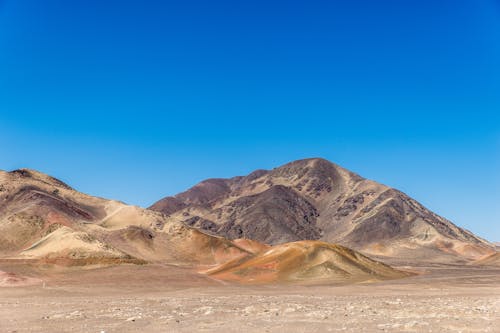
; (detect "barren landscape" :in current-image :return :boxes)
[1,263,499,333]
[3,0,499,331]
[1,160,499,332]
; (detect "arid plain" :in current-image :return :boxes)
[1,159,499,332]
[1,263,499,333]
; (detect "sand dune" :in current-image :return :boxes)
[204,240,411,284]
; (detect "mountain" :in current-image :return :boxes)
[0,169,250,265]
[0,168,407,284]
[150,158,494,262]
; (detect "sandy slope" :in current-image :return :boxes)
[20,226,131,260]
[204,240,410,284]
[474,252,500,266]
[0,169,251,266]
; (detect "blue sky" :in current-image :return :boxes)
[1,0,499,240]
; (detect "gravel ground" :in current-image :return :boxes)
[0,265,499,333]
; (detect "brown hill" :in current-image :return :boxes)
[150,158,494,262]
[0,169,250,266]
[203,240,411,284]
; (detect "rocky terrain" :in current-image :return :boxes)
[151,158,495,263]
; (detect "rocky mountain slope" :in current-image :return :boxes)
[0,169,250,265]
[150,158,494,262]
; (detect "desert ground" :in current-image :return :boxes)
[1,167,498,332]
[1,263,499,333]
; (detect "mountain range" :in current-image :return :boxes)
[0,158,496,285]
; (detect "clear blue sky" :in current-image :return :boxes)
[1,1,499,240]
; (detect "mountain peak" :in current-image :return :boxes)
[6,168,73,190]
[150,157,494,262]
